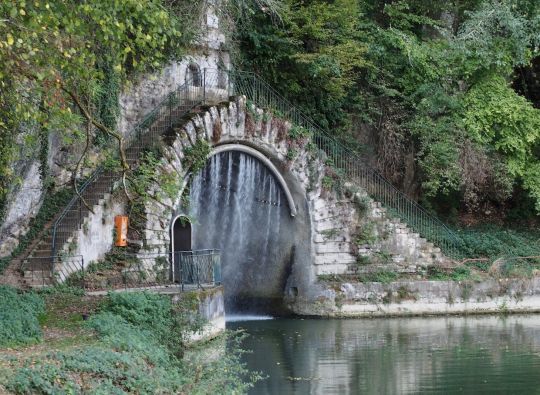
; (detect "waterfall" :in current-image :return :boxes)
[189,151,293,313]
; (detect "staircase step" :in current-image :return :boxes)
[31,249,54,258]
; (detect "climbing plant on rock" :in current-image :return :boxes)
[182,140,212,174]
[0,0,202,210]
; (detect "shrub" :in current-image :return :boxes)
[0,286,45,347]
[5,291,258,394]
[99,292,173,339]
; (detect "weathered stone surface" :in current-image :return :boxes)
[294,278,540,317]
[0,162,43,258]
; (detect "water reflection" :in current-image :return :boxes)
[228,315,540,394]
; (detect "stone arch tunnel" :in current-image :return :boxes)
[184,147,299,313]
[137,96,448,314]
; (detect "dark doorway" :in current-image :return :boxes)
[172,216,192,282]
[186,63,202,87]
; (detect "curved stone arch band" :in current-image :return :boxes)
[210,144,297,217]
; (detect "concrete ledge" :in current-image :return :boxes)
[338,296,540,317]
[293,278,540,317]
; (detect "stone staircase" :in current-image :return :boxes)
[312,188,448,277]
[20,100,199,288]
[10,70,462,288]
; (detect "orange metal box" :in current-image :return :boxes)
[114,215,128,247]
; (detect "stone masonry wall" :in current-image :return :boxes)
[138,96,451,305]
[0,0,229,261]
[294,277,540,317]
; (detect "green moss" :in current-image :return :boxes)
[0,187,72,273]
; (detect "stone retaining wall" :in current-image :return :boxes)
[293,277,540,317]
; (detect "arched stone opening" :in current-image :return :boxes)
[183,149,299,314]
[186,63,202,87]
[210,143,297,217]
[170,215,192,282]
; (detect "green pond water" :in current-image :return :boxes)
[227,315,540,394]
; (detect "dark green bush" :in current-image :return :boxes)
[454,225,540,260]
[0,286,45,347]
[5,291,258,394]
[99,291,173,339]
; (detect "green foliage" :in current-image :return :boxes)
[427,265,470,281]
[455,225,540,260]
[320,228,340,240]
[0,0,201,211]
[0,187,72,273]
[354,223,377,246]
[239,0,540,216]
[182,139,211,174]
[358,269,399,283]
[286,148,298,161]
[4,291,258,394]
[100,292,175,342]
[0,286,45,347]
[288,125,311,141]
[499,257,539,278]
[129,149,180,203]
[463,74,540,210]
[238,0,367,130]
[94,59,121,144]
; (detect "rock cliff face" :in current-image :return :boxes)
[0,1,230,259]
[0,163,43,257]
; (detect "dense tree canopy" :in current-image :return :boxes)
[1,0,539,223]
[237,0,540,219]
[0,0,202,213]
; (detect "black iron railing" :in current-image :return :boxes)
[50,74,215,264]
[173,249,222,290]
[50,67,462,264]
[224,70,464,259]
[20,255,85,287]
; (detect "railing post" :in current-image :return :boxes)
[227,69,231,97]
[169,94,173,129]
[81,256,85,291]
[203,68,207,104]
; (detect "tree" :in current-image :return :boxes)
[0,0,201,212]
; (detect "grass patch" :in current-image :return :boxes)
[427,265,473,281]
[358,270,399,284]
[38,287,99,331]
[0,286,45,347]
[1,290,259,394]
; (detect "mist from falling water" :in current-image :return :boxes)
[189,151,293,314]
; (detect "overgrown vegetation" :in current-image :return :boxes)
[0,187,72,274]
[0,0,204,217]
[0,286,44,347]
[0,289,259,394]
[238,0,540,221]
[183,139,212,174]
[455,225,540,261]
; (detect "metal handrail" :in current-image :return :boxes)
[51,67,463,264]
[51,75,204,263]
[174,249,221,290]
[225,70,463,258]
[21,254,84,287]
